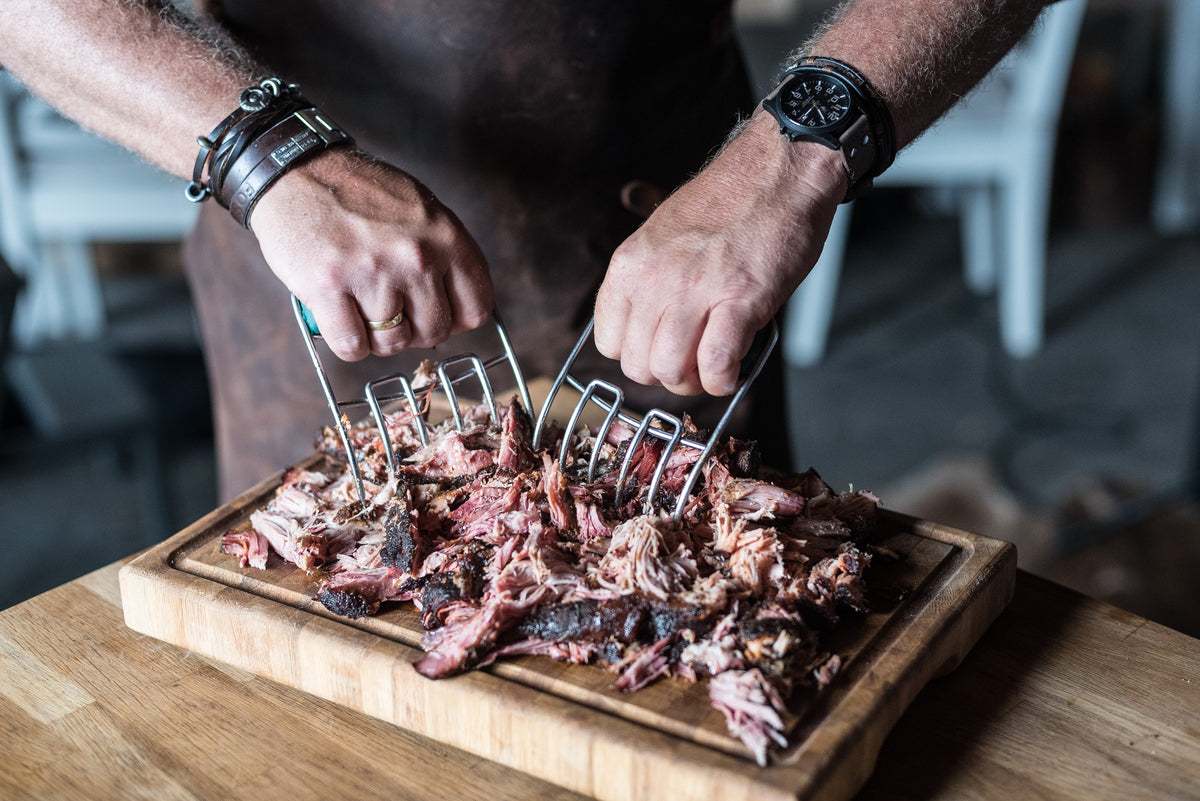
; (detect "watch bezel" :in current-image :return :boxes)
[770,70,859,140]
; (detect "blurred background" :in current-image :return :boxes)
[2,0,1198,636]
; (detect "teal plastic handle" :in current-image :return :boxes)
[299,302,320,336]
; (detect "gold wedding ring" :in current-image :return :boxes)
[365,309,405,331]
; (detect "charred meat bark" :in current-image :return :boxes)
[223,393,886,766]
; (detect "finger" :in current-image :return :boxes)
[442,244,494,335]
[593,264,632,362]
[616,302,662,388]
[309,291,371,361]
[696,304,759,396]
[401,273,454,349]
[354,270,413,349]
[361,233,453,349]
[647,305,704,395]
[359,297,412,357]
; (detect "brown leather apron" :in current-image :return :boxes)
[186,1,790,499]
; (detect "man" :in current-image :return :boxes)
[0,0,1051,498]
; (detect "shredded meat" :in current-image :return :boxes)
[219,528,269,569]
[222,393,885,765]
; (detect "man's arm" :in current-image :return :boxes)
[0,0,493,360]
[593,0,1051,396]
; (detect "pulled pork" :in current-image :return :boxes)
[221,396,883,766]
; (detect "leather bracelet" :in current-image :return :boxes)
[225,107,352,228]
[210,101,308,207]
[185,77,295,203]
[209,101,303,198]
[185,78,352,227]
[185,107,247,202]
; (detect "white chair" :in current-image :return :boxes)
[1153,0,1200,234]
[785,0,1088,367]
[0,72,198,345]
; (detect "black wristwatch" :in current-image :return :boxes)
[762,57,896,202]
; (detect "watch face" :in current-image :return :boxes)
[781,73,852,130]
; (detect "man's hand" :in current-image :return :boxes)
[249,148,494,361]
[593,112,846,396]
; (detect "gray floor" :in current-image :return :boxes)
[789,204,1200,509]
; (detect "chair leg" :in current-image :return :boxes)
[998,162,1050,358]
[961,184,998,295]
[50,240,106,339]
[1153,0,1200,233]
[784,203,855,368]
[11,240,105,345]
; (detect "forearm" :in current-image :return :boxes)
[594,0,1056,396]
[0,0,258,178]
[799,0,1051,148]
[0,1,493,361]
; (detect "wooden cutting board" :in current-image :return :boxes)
[120,454,1016,801]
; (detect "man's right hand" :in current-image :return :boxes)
[248,147,495,361]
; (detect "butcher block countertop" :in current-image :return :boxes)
[3,558,1199,800]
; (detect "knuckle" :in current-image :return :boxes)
[413,322,452,349]
[698,357,739,390]
[374,338,407,357]
[669,381,703,397]
[460,307,491,331]
[429,314,453,341]
[608,239,641,271]
[697,350,739,396]
[308,270,346,298]
[330,336,369,362]
[398,239,437,276]
[620,362,654,387]
[591,321,622,359]
[662,363,704,396]
[594,336,620,360]
[652,364,689,389]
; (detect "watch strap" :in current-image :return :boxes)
[800,56,897,175]
[766,57,896,202]
[838,113,874,200]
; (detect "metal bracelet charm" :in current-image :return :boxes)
[237,77,287,111]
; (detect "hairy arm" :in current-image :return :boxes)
[803,0,1049,148]
[0,0,492,358]
[593,0,1051,396]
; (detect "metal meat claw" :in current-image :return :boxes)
[292,294,531,504]
[532,317,779,521]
